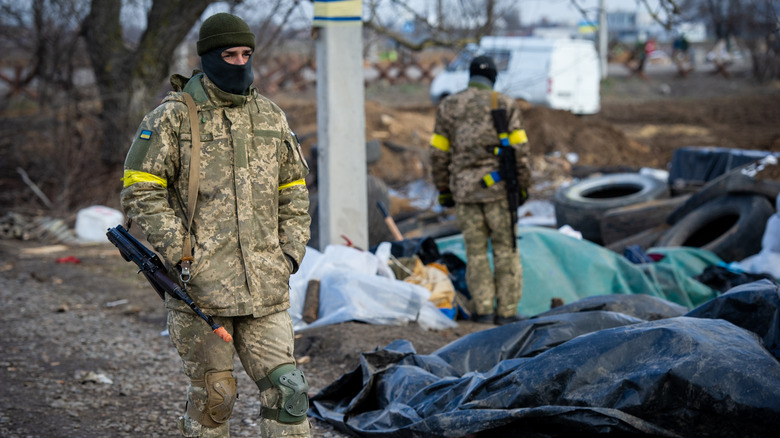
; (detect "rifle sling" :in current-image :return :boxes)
[181,92,201,268]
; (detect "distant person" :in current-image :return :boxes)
[622,40,641,76]
[429,55,532,325]
[673,33,693,77]
[708,37,734,78]
[120,12,312,438]
[645,38,657,60]
[634,37,656,79]
[627,39,646,79]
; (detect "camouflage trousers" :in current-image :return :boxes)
[455,198,523,317]
[168,309,311,438]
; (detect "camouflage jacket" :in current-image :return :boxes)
[430,82,531,203]
[120,72,310,318]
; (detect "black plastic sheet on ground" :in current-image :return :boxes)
[309,282,780,437]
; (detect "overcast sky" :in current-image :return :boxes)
[200,0,662,30]
[520,0,659,24]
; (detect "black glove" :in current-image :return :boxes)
[438,190,455,208]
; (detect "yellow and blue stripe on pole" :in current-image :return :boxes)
[313,0,362,26]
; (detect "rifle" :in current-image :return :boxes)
[479,93,526,250]
[496,140,521,250]
[106,224,232,342]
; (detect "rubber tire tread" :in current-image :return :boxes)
[655,194,774,262]
[554,173,669,244]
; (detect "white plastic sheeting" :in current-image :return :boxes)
[288,245,458,331]
[738,193,780,279]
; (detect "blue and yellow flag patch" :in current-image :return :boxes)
[139,130,152,140]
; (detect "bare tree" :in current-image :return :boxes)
[625,0,779,81]
[251,0,306,57]
[362,0,689,52]
[744,0,780,80]
[0,0,88,105]
[81,0,311,166]
[82,0,215,165]
[363,0,519,51]
[678,0,779,80]
[1,0,309,213]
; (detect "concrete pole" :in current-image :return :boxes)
[599,0,608,79]
[314,1,368,249]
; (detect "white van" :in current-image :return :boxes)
[430,36,601,115]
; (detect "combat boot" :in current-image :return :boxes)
[495,314,527,325]
[473,313,496,324]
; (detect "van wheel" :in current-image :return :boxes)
[554,173,669,244]
[654,194,774,262]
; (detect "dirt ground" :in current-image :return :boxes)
[0,239,487,438]
[1,64,779,437]
[276,64,780,210]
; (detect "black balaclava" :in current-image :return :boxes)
[201,47,254,95]
[197,13,256,95]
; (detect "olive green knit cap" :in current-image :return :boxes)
[197,13,255,56]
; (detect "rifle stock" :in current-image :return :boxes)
[106,225,232,342]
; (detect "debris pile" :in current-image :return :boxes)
[0,213,78,244]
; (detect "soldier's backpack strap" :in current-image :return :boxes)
[179,92,201,284]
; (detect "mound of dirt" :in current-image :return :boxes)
[275,75,780,201]
[523,105,653,168]
[277,92,651,197]
[594,93,780,170]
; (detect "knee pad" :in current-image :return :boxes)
[187,370,238,428]
[256,363,309,424]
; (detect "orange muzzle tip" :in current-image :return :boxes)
[213,327,233,343]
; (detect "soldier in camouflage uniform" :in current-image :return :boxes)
[120,13,311,438]
[429,56,531,325]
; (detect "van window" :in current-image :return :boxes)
[481,50,511,72]
[446,44,478,72]
[446,45,510,73]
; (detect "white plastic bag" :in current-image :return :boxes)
[288,244,457,331]
[75,206,124,242]
[738,193,780,279]
[373,241,396,279]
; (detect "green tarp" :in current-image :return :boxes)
[435,226,721,317]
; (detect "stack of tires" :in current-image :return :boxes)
[554,173,669,245]
[553,171,779,262]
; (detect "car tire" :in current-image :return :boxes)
[600,195,690,246]
[655,194,774,262]
[667,171,780,225]
[554,173,669,244]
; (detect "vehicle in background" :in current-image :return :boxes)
[430,36,601,115]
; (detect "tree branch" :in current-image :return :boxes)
[363,19,477,51]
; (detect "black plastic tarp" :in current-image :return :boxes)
[309,281,780,437]
[667,146,778,186]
